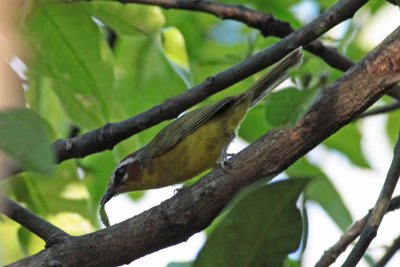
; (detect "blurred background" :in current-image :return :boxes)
[0,0,400,266]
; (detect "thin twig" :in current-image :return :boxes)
[315,196,400,267]
[375,235,400,267]
[0,194,69,244]
[355,101,400,120]
[342,128,400,266]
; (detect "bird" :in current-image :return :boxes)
[100,48,303,210]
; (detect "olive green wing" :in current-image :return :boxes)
[148,98,234,157]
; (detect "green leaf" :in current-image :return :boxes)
[324,123,370,168]
[239,105,271,142]
[113,35,186,144]
[161,27,192,87]
[52,85,103,130]
[88,2,165,36]
[167,262,193,267]
[127,191,146,201]
[26,2,114,119]
[286,157,352,231]
[318,0,337,10]
[17,227,31,256]
[284,258,300,267]
[0,109,54,174]
[194,179,308,267]
[0,218,25,265]
[10,161,90,219]
[80,152,116,224]
[265,87,318,128]
[386,107,400,145]
[114,35,186,114]
[25,77,70,139]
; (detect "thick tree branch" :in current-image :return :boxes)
[315,196,400,267]
[0,194,68,244]
[8,24,400,267]
[52,0,367,161]
[342,128,400,266]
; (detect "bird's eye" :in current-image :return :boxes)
[114,166,126,183]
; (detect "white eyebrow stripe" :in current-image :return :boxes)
[117,157,136,169]
[111,157,137,185]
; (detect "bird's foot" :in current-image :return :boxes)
[217,152,235,173]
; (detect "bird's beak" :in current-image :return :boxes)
[100,186,115,207]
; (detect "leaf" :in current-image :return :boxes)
[26,2,114,119]
[161,27,192,87]
[113,36,186,114]
[52,85,103,130]
[286,157,352,231]
[386,106,400,145]
[25,77,70,139]
[79,152,116,224]
[194,179,308,267]
[238,105,271,142]
[318,0,339,10]
[265,87,318,128]
[17,227,31,256]
[10,161,90,220]
[284,258,300,267]
[113,35,186,144]
[127,191,146,201]
[0,109,54,174]
[324,123,370,168]
[0,218,24,265]
[88,2,165,36]
[167,262,193,267]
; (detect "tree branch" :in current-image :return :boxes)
[0,194,68,245]
[387,0,400,7]
[315,196,400,267]
[117,0,400,101]
[120,0,355,71]
[356,101,400,120]
[8,24,400,267]
[376,235,400,267]
[51,0,367,162]
[342,128,400,266]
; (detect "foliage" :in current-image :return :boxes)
[0,0,395,266]
[194,179,308,267]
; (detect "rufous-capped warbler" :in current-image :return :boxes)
[100,48,303,210]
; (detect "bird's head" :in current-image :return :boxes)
[100,152,145,207]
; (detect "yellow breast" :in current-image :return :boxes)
[135,96,250,190]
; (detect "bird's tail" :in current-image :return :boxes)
[245,47,303,107]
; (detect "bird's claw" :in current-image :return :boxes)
[217,153,234,173]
